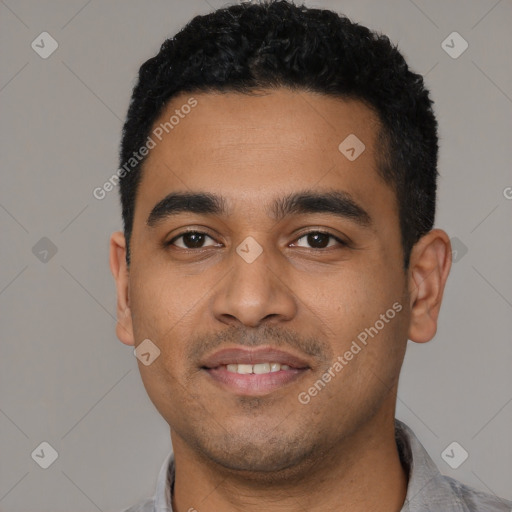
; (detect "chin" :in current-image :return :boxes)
[197,428,320,477]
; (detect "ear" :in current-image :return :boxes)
[407,229,452,343]
[109,231,135,346]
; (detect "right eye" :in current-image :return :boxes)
[166,231,221,250]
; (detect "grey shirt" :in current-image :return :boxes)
[123,419,511,511]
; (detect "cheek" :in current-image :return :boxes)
[303,265,391,327]
[130,263,190,332]
[301,274,406,423]
[128,265,196,379]
[129,267,199,416]
[307,262,406,360]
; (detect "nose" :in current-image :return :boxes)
[211,242,298,328]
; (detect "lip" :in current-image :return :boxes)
[200,347,310,369]
[204,366,308,395]
[200,347,311,396]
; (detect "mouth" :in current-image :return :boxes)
[200,347,311,396]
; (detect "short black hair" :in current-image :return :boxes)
[119,0,438,269]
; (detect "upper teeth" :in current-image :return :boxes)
[224,363,291,374]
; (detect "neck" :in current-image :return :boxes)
[170,407,408,512]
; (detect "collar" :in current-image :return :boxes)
[151,419,472,511]
[154,448,174,512]
[394,419,467,511]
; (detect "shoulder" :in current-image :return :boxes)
[443,474,512,511]
[395,419,511,511]
[120,497,155,512]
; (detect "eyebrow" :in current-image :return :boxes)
[146,189,373,229]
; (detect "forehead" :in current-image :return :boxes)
[134,89,396,227]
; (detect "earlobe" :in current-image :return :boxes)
[407,229,452,344]
[109,231,136,346]
[116,305,135,347]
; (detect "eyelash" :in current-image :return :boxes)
[165,229,347,251]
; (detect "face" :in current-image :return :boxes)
[113,89,415,474]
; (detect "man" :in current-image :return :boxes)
[109,1,511,511]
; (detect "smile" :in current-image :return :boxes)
[200,346,311,395]
[223,362,291,374]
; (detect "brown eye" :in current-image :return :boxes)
[293,231,345,249]
[168,231,218,249]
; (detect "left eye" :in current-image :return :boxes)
[293,231,345,249]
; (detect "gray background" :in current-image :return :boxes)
[1,0,511,510]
